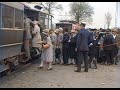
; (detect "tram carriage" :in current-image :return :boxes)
[0,2,53,76]
[56,20,77,31]
[0,2,24,75]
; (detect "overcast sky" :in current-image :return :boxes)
[52,2,116,29]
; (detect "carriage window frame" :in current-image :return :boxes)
[1,4,14,29]
[15,8,24,29]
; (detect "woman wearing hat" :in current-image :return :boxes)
[32,20,43,58]
[39,29,53,70]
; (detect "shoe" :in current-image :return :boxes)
[66,63,70,65]
[48,68,52,70]
[60,63,63,65]
[74,65,77,67]
[91,67,97,69]
[81,66,84,68]
[107,63,111,65]
[75,70,81,72]
[52,63,56,65]
[84,70,88,72]
[38,66,43,69]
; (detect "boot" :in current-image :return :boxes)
[92,59,97,69]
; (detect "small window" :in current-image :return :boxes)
[2,4,14,28]
[15,9,23,29]
[49,19,51,29]
[40,17,45,28]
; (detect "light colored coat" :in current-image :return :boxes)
[24,18,32,40]
[56,33,63,49]
[32,25,42,48]
[41,36,53,63]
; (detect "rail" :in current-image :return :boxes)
[0,43,23,48]
[0,28,24,31]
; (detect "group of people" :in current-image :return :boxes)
[23,16,120,72]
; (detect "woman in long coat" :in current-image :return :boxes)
[32,21,42,56]
[39,29,53,70]
[69,30,77,64]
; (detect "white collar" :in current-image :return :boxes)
[113,34,116,38]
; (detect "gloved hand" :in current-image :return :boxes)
[89,43,93,47]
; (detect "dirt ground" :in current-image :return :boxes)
[0,59,120,88]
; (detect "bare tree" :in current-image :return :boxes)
[105,12,112,29]
[40,2,63,15]
[69,2,94,24]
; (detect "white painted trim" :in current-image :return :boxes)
[0,28,24,31]
[0,43,23,48]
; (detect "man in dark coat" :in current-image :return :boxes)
[112,29,120,64]
[69,30,77,65]
[62,27,70,65]
[103,29,115,65]
[75,23,92,72]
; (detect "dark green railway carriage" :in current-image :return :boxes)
[0,2,24,74]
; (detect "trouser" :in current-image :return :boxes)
[59,44,63,64]
[52,47,56,64]
[34,47,41,61]
[88,55,97,68]
[62,46,69,64]
[24,40,31,59]
[105,50,114,64]
[114,48,120,64]
[77,51,88,71]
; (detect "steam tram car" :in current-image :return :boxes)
[0,2,53,77]
[0,2,24,76]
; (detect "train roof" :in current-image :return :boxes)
[0,2,24,10]
[21,2,53,17]
[56,22,72,24]
[60,20,77,23]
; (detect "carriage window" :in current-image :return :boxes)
[2,4,14,28]
[15,9,23,29]
[40,17,45,28]
[49,19,51,29]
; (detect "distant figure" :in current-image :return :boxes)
[49,29,57,64]
[54,29,62,64]
[112,28,120,64]
[103,29,114,65]
[56,28,64,64]
[69,30,77,65]
[62,27,70,65]
[75,23,92,72]
[23,16,32,62]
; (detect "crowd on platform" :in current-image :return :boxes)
[23,16,120,72]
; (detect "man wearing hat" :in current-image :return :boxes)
[69,30,77,65]
[103,29,115,65]
[75,23,92,72]
[62,27,70,65]
[23,15,32,62]
[112,29,120,64]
